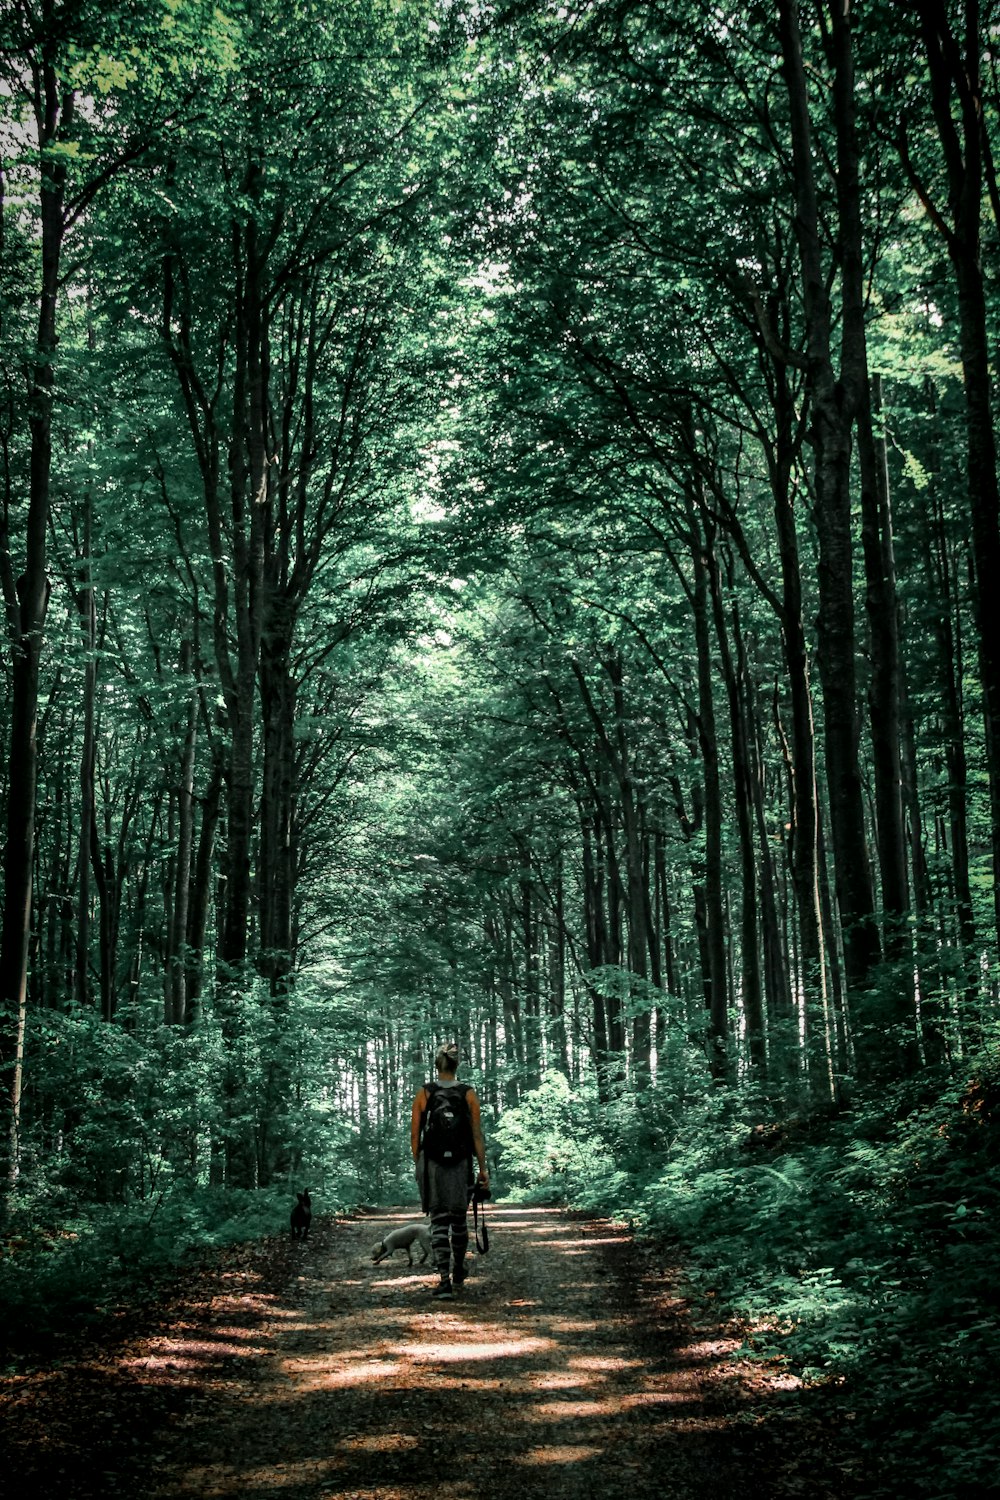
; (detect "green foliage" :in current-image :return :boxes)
[493,1072,602,1199]
[16,985,356,1197]
[0,983,371,1356]
[0,1178,353,1360]
[490,1048,1000,1498]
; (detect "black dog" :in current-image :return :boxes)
[290,1189,312,1241]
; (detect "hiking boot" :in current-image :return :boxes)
[452,1259,467,1288]
[431,1277,454,1300]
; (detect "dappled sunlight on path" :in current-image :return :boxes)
[122,1205,837,1500]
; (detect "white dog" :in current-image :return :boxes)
[371,1223,432,1266]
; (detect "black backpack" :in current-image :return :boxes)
[421,1081,474,1165]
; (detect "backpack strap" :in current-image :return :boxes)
[419,1081,436,1142]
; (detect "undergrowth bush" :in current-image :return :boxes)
[0,987,373,1361]
[0,1176,365,1362]
[494,1045,1000,1498]
[493,1071,603,1199]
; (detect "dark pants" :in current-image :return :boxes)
[430,1209,469,1279]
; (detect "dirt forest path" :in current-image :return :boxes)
[3,1206,860,1499]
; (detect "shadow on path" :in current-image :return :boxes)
[107,1206,854,1500]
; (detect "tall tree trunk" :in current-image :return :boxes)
[739,605,793,1063]
[519,852,542,1090]
[91,780,116,1023]
[833,0,909,965]
[219,206,269,980]
[860,377,909,961]
[500,904,522,1106]
[929,491,977,970]
[706,533,765,1073]
[215,207,269,1188]
[581,812,612,1100]
[75,515,97,1010]
[602,813,627,1069]
[655,828,677,997]
[768,363,826,1072]
[776,0,881,1013]
[911,0,1000,945]
[258,606,296,991]
[548,855,569,1076]
[1,59,69,1186]
[604,650,652,1086]
[186,755,223,1021]
[818,802,849,1079]
[167,641,198,1025]
[691,532,729,1076]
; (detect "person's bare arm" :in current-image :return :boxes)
[467,1089,489,1181]
[411,1087,427,1161]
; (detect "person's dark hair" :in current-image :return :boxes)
[435,1041,459,1071]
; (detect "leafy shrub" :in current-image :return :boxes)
[492,1071,602,1199]
[488,1043,1000,1498]
[0,1176,362,1360]
[1,981,373,1359]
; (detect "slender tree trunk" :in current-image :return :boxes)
[739,607,793,1059]
[603,819,627,1068]
[519,852,542,1089]
[860,378,909,961]
[167,642,198,1024]
[548,855,569,1075]
[706,534,765,1073]
[776,0,881,1019]
[258,607,296,990]
[1,63,69,1185]
[818,803,849,1079]
[499,905,522,1106]
[638,812,659,980]
[75,519,97,1010]
[831,0,909,968]
[255,604,297,1182]
[45,753,69,1008]
[604,651,652,1086]
[186,755,223,1021]
[582,813,612,1100]
[219,211,269,980]
[212,208,270,1188]
[913,0,1000,945]
[930,502,977,959]
[655,828,677,996]
[692,533,729,1076]
[903,686,946,1065]
[768,373,826,1072]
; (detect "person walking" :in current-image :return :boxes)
[411,1042,489,1300]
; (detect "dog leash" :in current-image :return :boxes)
[473,1186,489,1254]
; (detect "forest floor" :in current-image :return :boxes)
[1,1205,864,1499]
